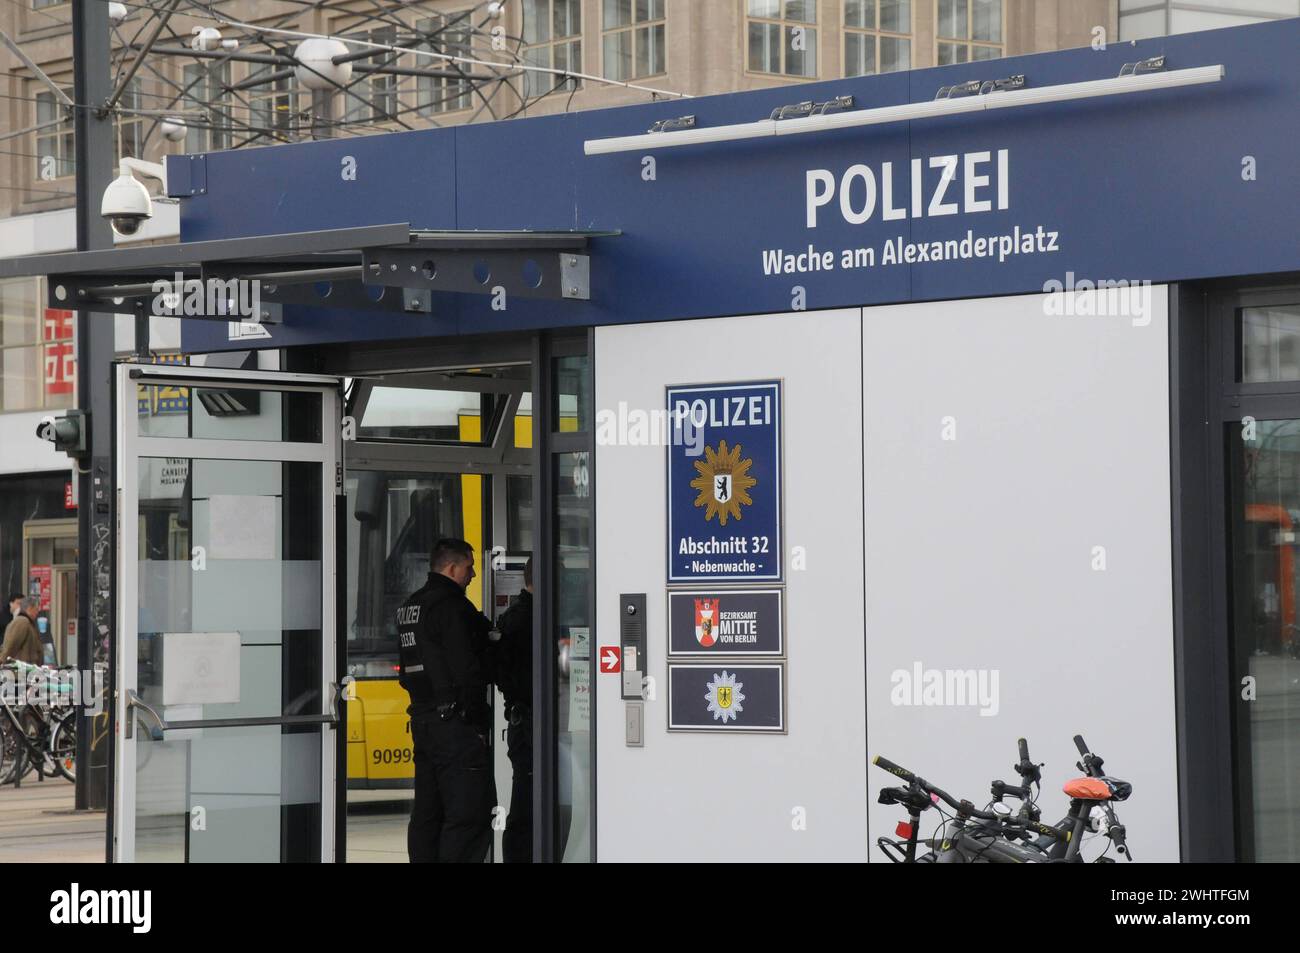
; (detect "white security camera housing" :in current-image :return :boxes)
[159,118,187,142]
[108,2,128,23]
[101,171,153,237]
[191,27,223,52]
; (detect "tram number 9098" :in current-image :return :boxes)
[372,747,414,765]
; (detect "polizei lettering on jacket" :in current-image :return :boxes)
[805,149,1010,228]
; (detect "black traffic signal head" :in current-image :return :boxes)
[36,409,88,461]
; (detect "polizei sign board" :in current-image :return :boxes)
[666,381,782,583]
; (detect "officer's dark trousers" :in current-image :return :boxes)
[502,711,533,863]
[409,716,494,863]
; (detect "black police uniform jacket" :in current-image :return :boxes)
[396,572,494,725]
[493,589,532,710]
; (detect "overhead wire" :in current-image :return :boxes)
[0,0,690,168]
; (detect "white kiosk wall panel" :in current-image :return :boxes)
[862,288,1179,861]
[596,309,866,861]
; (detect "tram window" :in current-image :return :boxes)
[346,472,475,677]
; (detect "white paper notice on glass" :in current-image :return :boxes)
[207,495,276,560]
[162,631,241,706]
[567,660,590,733]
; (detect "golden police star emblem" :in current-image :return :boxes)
[689,440,757,527]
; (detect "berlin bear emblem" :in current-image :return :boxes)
[695,598,718,647]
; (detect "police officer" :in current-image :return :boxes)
[494,556,533,863]
[396,538,495,863]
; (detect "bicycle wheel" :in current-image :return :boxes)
[49,709,76,782]
[0,712,33,780]
[17,708,44,782]
[0,714,31,784]
[0,719,10,785]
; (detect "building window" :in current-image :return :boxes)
[523,0,582,99]
[116,78,144,160]
[247,60,300,141]
[0,278,75,414]
[341,26,401,123]
[747,0,817,78]
[182,62,232,153]
[32,0,65,8]
[936,0,1003,65]
[416,15,473,116]
[602,0,665,81]
[844,0,911,76]
[34,89,74,182]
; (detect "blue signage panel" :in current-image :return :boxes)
[179,20,1300,354]
[668,663,785,732]
[667,381,781,583]
[667,588,784,656]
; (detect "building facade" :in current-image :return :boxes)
[0,1,1110,671]
[1,1,1119,221]
[2,17,1295,863]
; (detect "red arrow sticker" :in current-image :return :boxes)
[599,646,622,674]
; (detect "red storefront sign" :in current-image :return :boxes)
[43,308,75,399]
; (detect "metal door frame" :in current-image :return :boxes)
[112,361,343,862]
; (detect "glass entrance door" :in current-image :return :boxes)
[1227,414,1300,862]
[1221,293,1300,862]
[342,469,489,861]
[113,363,342,862]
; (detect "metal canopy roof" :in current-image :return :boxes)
[0,222,617,321]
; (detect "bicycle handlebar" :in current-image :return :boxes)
[1073,734,1107,778]
[873,754,1069,841]
[993,779,1027,797]
[872,755,916,784]
[874,756,1018,825]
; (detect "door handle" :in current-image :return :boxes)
[125,689,167,741]
[328,678,352,723]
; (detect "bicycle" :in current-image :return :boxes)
[0,663,77,786]
[873,752,1068,863]
[872,734,1133,863]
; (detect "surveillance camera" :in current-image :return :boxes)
[159,117,187,142]
[101,171,153,237]
[107,2,128,23]
[191,26,222,52]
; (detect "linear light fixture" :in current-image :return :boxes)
[583,65,1224,156]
